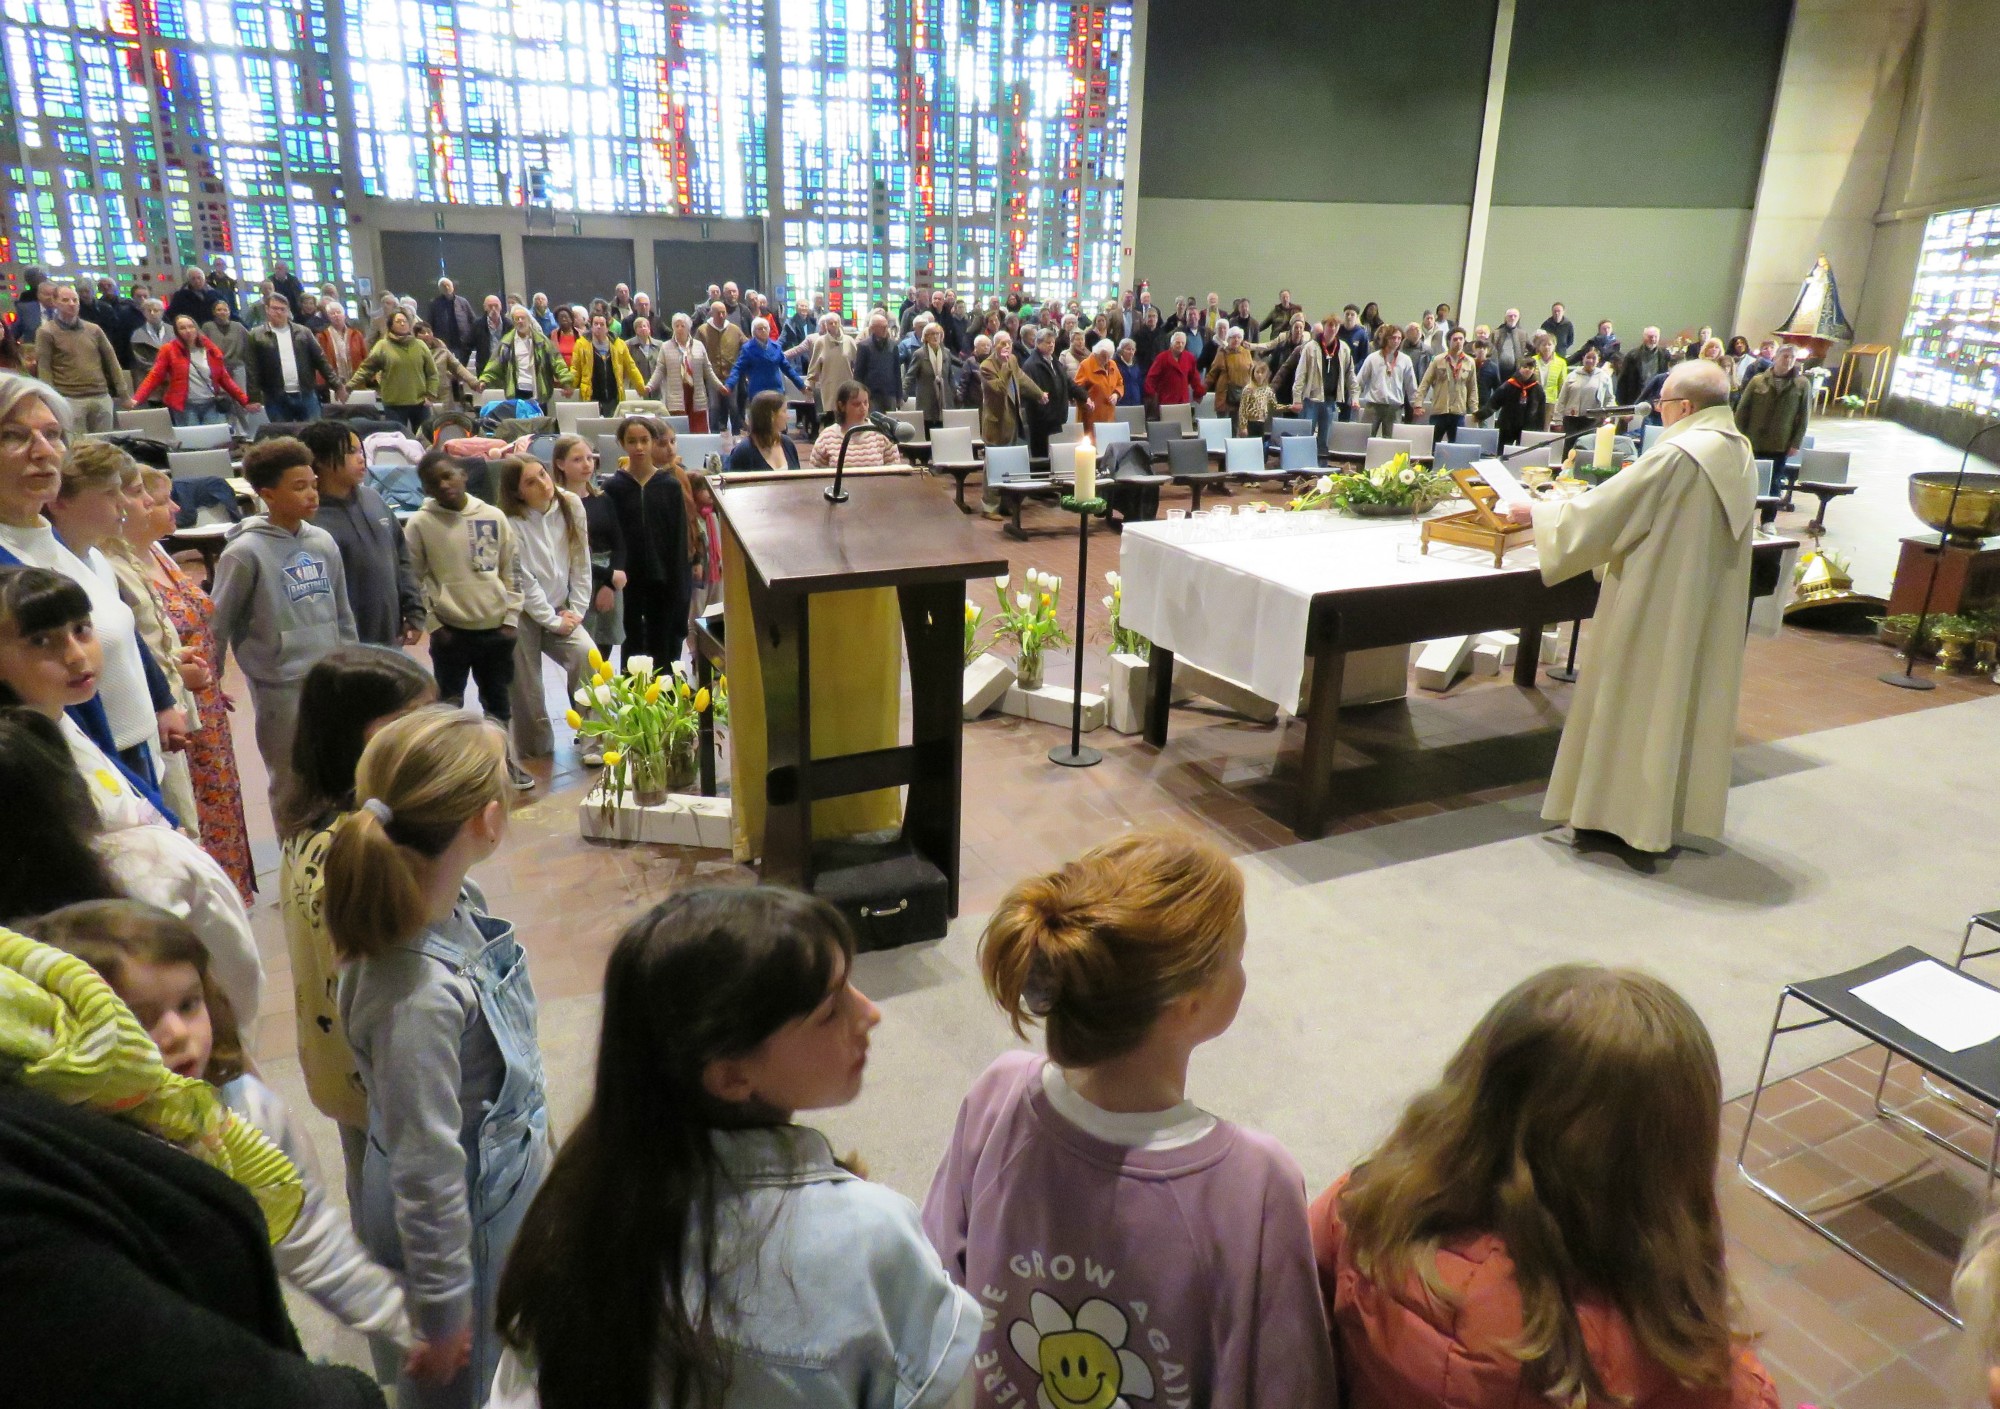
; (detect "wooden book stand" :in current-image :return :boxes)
[1420,466,1536,567]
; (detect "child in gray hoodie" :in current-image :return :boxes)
[209,437,358,817]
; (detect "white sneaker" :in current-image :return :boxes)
[507,759,535,791]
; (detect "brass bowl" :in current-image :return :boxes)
[1910,471,2000,545]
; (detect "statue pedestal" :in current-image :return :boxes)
[1887,536,2000,617]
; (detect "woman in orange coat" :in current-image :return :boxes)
[1311,965,1780,1409]
[1071,339,1124,428]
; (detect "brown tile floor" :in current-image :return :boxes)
[227,472,1995,1405]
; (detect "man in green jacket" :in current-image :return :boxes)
[480,304,574,406]
[1733,342,1811,523]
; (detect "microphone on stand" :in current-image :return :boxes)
[826,411,917,504]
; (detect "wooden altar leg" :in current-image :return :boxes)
[1296,646,1347,840]
[752,576,812,889]
[1143,644,1177,746]
[900,580,965,917]
[1513,620,1543,687]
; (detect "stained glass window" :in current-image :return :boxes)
[1893,202,2000,419]
[4,0,1131,309]
[0,0,351,287]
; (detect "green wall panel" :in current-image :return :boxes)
[1491,0,1792,209]
[1139,0,1498,205]
[1135,198,1472,325]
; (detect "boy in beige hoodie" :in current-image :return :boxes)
[405,450,532,787]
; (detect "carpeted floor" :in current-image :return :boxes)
[278,692,2000,1372]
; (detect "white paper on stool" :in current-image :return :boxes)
[1472,458,1536,512]
[1850,960,2000,1052]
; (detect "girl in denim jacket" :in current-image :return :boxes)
[491,886,980,1409]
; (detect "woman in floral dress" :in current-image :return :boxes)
[137,470,255,901]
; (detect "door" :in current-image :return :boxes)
[655,239,761,324]
[523,236,637,311]
[377,233,504,306]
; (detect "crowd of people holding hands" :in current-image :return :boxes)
[0,254,1898,1409]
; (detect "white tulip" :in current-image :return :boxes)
[593,684,615,707]
[1315,474,1333,495]
[573,686,592,707]
[1105,570,1120,588]
[1102,595,1114,610]
[995,574,1010,591]
[1015,592,1031,611]
[626,654,654,679]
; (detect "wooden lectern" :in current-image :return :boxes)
[716,475,1006,932]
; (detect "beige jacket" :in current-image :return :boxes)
[403,494,522,631]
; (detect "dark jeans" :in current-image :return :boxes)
[266,391,322,422]
[430,624,517,722]
[384,403,428,435]
[621,580,685,670]
[1758,450,1795,525]
[1431,413,1464,446]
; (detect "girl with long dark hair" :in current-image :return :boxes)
[493,886,978,1409]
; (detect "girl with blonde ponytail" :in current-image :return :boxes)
[327,704,551,1408]
[921,830,1338,1409]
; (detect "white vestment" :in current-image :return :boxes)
[1529,403,1757,851]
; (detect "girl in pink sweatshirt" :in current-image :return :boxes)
[922,830,1339,1409]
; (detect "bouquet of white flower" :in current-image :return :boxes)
[990,569,1071,689]
[1287,453,1453,515]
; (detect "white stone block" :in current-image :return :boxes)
[1000,682,1105,732]
[1172,659,1279,722]
[1106,652,1150,734]
[963,652,1017,719]
[1337,645,1412,706]
[1469,641,1503,676]
[1413,636,1473,691]
[579,787,734,851]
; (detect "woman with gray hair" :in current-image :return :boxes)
[1073,338,1124,429]
[646,312,717,430]
[804,313,856,423]
[0,375,185,810]
[903,319,959,427]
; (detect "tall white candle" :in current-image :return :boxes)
[1593,422,1616,470]
[1075,436,1096,501]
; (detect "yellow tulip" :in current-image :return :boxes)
[596,666,614,686]
[587,647,606,674]
[680,681,692,700]
[717,675,727,693]
[564,709,583,729]
[644,680,663,703]
[602,749,622,767]
[1040,592,1051,607]
[693,687,711,711]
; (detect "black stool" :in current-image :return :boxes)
[1737,945,2000,1321]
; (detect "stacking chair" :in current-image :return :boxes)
[598,434,624,467]
[1196,392,1217,419]
[1113,405,1148,435]
[929,425,980,512]
[677,433,725,470]
[615,400,666,417]
[1436,441,1483,471]
[1519,429,1565,461]
[1094,421,1133,454]
[1196,417,1232,455]
[167,448,232,481]
[1269,416,1314,445]
[552,401,588,434]
[1640,422,1664,454]
[1364,437,1413,469]
[1793,447,1856,532]
[1167,435,1228,511]
[1103,442,1172,526]
[1452,425,1499,455]
[1327,420,1371,462]
[1278,435,1321,474]
[1223,437,1291,492]
[115,406,174,441]
[346,389,381,409]
[173,421,233,451]
[886,409,928,447]
[1144,422,1181,463]
[1050,423,1085,446]
[477,388,508,408]
[940,407,981,438]
[1157,402,1195,434]
[1391,422,1435,459]
[667,415,692,435]
[526,433,559,469]
[985,444,1057,541]
[576,416,622,446]
[1048,441,1081,487]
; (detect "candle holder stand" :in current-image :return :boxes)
[1050,494,1107,768]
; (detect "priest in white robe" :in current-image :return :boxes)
[1508,360,1757,852]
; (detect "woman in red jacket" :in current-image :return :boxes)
[1142,328,1203,410]
[132,315,257,427]
[1310,965,1780,1409]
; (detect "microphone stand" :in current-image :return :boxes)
[826,412,912,504]
[1881,422,2000,691]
